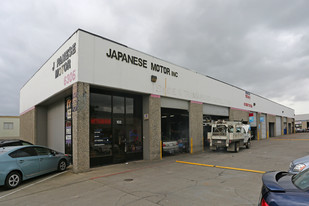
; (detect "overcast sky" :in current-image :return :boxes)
[1,0,309,116]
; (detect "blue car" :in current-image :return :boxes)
[0,145,71,189]
[289,155,309,174]
[259,170,309,206]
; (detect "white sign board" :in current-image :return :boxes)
[20,33,79,114]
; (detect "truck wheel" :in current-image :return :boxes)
[234,142,240,152]
[210,146,217,151]
[246,140,251,149]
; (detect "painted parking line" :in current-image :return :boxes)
[271,139,309,141]
[0,171,67,200]
[176,160,266,174]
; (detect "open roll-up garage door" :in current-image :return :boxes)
[203,104,229,149]
[161,97,189,110]
[276,116,282,136]
[203,104,229,116]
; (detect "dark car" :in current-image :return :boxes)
[0,139,33,147]
[259,170,309,206]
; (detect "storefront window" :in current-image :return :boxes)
[90,91,142,167]
[90,94,113,165]
[126,98,142,155]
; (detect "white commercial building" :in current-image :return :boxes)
[20,29,295,172]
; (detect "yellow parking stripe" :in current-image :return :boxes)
[271,139,309,140]
[176,160,266,174]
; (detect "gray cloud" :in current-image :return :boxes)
[1,0,309,115]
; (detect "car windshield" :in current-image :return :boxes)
[292,168,309,190]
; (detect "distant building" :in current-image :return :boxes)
[295,114,309,132]
[0,116,20,138]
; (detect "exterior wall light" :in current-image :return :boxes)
[151,75,157,83]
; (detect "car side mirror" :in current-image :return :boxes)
[51,151,56,156]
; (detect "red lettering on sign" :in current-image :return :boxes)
[244,103,253,108]
[91,118,111,125]
[64,70,76,86]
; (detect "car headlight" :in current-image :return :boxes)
[293,163,306,172]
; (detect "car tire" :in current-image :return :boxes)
[5,171,21,189]
[58,159,67,172]
[234,142,240,153]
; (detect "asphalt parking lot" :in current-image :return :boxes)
[1,133,309,206]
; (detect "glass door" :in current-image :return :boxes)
[90,90,143,167]
[112,96,126,163]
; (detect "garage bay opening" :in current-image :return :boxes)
[161,108,189,157]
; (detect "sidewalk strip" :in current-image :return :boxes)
[90,168,143,180]
[90,162,170,180]
[176,160,265,174]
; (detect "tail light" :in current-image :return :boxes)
[260,198,269,206]
[163,144,166,147]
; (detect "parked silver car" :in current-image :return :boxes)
[289,155,309,174]
[162,140,179,154]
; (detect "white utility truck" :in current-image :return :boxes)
[207,120,251,152]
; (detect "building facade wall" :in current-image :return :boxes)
[143,94,161,160]
[281,117,285,136]
[76,30,294,118]
[257,113,261,140]
[189,101,203,153]
[20,108,36,143]
[267,114,276,123]
[72,82,90,173]
[229,109,249,122]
